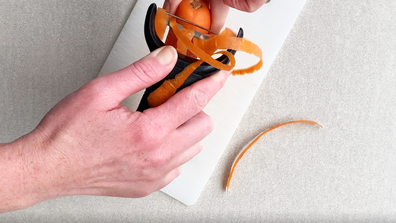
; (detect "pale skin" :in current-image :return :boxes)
[0,0,267,214]
[0,46,226,213]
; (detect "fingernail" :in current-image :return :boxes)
[152,46,177,66]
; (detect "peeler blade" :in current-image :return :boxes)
[166,12,218,40]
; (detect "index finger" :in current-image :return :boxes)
[207,0,229,33]
[146,70,230,130]
[163,0,182,14]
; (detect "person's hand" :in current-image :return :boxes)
[4,46,229,210]
[163,0,270,32]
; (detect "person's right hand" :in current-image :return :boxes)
[4,46,229,211]
[164,0,270,32]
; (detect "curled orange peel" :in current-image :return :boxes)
[226,120,323,192]
[169,16,235,71]
[155,8,263,73]
[149,8,264,107]
[147,50,236,107]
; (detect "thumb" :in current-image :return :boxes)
[96,46,177,109]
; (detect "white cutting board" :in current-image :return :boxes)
[98,0,307,205]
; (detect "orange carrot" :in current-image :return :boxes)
[165,0,211,54]
[177,0,211,58]
[226,120,323,191]
[174,0,211,34]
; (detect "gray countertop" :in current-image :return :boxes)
[1,0,396,222]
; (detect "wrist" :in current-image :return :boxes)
[0,129,74,212]
[0,134,45,212]
[0,142,28,212]
[23,127,104,201]
[17,128,84,203]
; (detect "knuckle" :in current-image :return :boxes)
[150,151,169,168]
[191,87,210,109]
[144,128,165,145]
[83,77,119,104]
[75,79,109,106]
[135,117,169,145]
[128,60,159,86]
[146,170,162,182]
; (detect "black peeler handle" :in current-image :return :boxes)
[136,3,244,112]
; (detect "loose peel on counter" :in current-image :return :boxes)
[226,120,323,191]
[148,7,263,107]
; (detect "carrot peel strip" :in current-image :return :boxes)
[147,60,204,107]
[155,8,169,40]
[206,35,263,75]
[169,16,234,71]
[155,7,263,75]
[226,120,322,192]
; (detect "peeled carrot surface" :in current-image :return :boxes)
[226,120,322,191]
[175,0,211,34]
[147,8,263,107]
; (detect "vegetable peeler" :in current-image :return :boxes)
[136,3,244,112]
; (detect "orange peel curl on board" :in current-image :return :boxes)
[226,120,323,192]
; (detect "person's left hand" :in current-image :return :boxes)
[0,46,230,213]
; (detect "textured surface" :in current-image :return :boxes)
[1,0,396,222]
